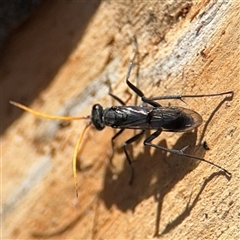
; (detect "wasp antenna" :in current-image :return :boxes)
[73,122,92,198]
[10,100,90,121]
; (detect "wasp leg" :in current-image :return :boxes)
[108,92,126,106]
[143,91,233,102]
[109,129,125,164]
[144,130,231,177]
[125,51,161,107]
[123,130,145,184]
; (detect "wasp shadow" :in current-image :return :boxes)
[99,127,224,235]
[198,92,233,144]
[157,170,227,237]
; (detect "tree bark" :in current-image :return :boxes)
[2,0,239,239]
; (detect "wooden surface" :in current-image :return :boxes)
[2,1,239,239]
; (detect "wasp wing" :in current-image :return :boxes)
[105,106,202,131]
[152,107,202,132]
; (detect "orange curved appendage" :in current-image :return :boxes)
[73,122,92,198]
[10,100,90,121]
[10,100,92,197]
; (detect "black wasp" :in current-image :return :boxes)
[10,46,233,195]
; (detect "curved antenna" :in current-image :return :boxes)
[10,100,92,197]
[10,101,90,121]
[73,122,92,198]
